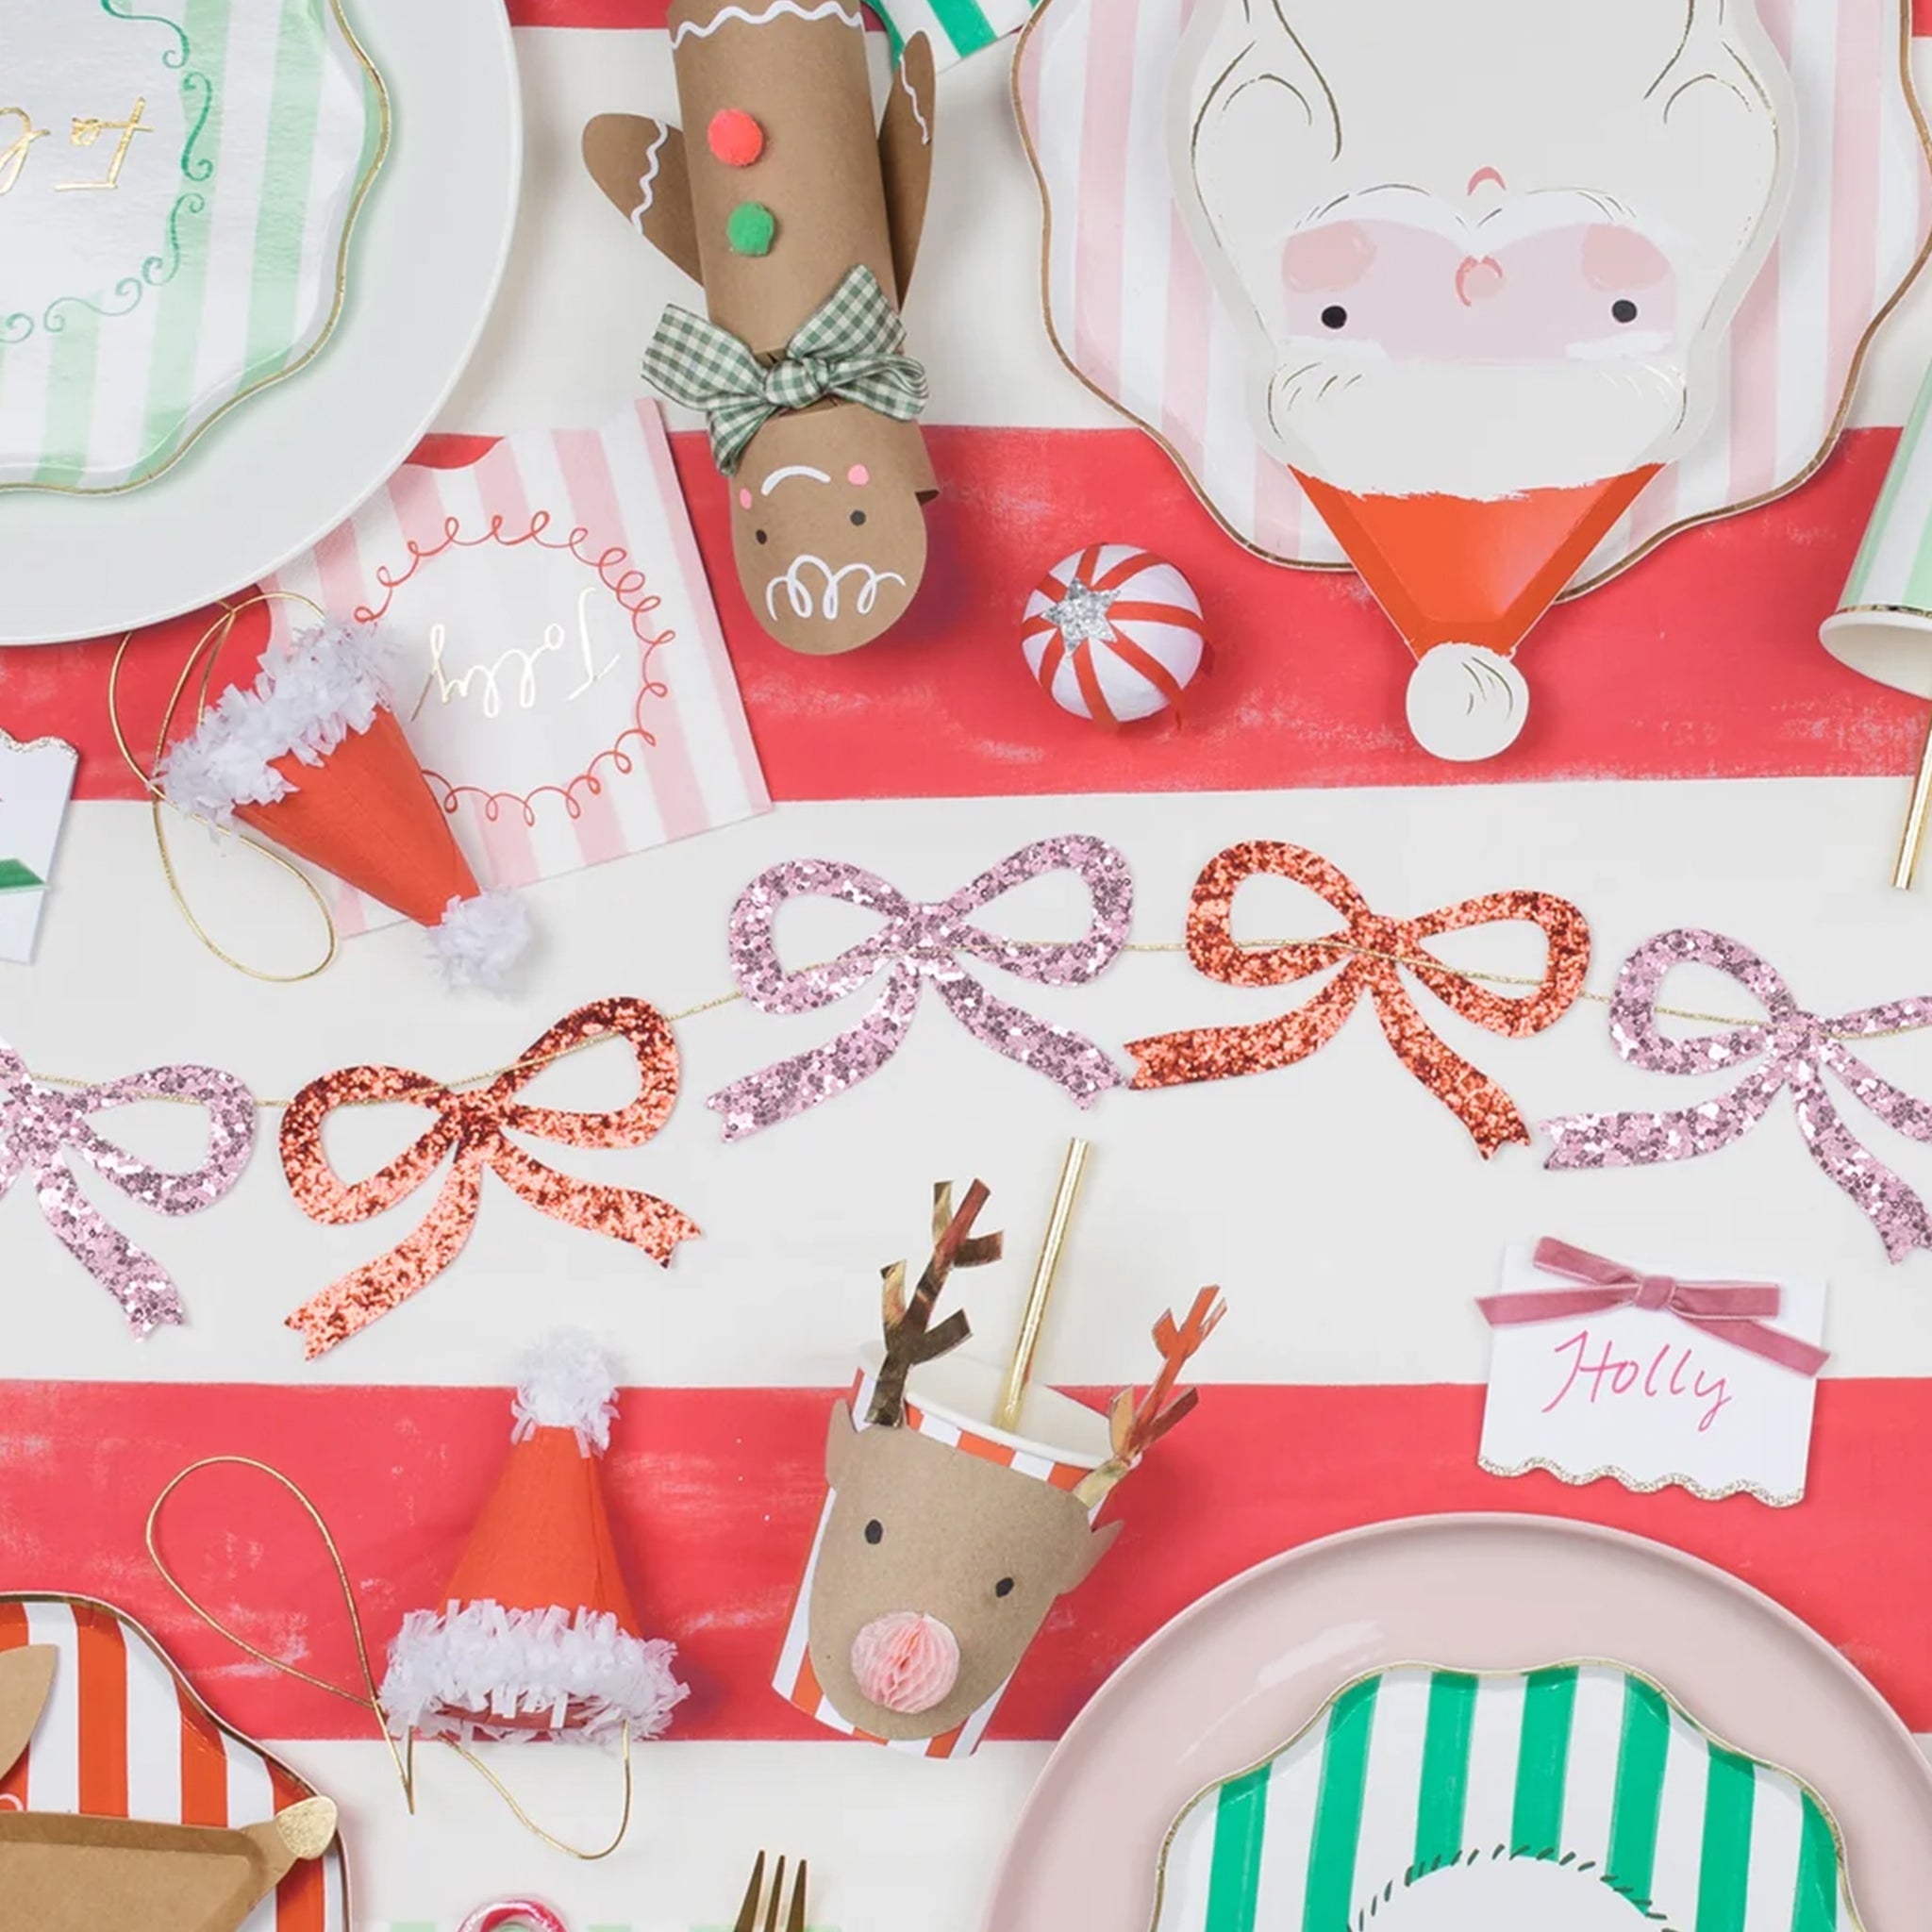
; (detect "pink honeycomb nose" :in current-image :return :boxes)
[850,1611,960,1714]
[1455,256,1505,305]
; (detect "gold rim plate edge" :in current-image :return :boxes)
[0,0,393,503]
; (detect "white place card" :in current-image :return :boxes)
[1478,1243,1826,1507]
[0,728,78,963]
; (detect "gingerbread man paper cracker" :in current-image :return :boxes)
[585,7,939,655]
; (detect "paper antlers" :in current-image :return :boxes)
[1075,1285,1225,1507]
[867,1178,1004,1427]
[584,4,940,654]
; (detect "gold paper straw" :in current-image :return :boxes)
[995,1138,1089,1433]
[1894,710,1932,891]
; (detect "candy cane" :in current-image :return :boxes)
[458,1902,568,1932]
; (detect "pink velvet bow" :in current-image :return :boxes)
[1476,1237,1828,1376]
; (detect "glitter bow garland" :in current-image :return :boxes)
[0,1044,257,1336]
[281,998,700,1356]
[1477,1237,1829,1375]
[1126,842,1591,1157]
[705,836,1134,1140]
[1543,928,1932,1262]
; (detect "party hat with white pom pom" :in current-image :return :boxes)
[158,621,530,990]
[379,1333,687,1747]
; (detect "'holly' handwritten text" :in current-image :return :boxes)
[1541,1327,1733,1433]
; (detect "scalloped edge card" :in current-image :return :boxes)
[1477,1244,1825,1507]
[0,728,78,962]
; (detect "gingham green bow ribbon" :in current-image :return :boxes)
[642,266,927,475]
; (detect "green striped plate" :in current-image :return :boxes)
[0,0,388,494]
[1152,1663,1857,1932]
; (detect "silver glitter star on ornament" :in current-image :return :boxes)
[1045,578,1120,648]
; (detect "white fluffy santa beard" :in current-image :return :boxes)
[1362,1848,1666,1928]
[1267,349,1688,500]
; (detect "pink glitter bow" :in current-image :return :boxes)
[1477,1237,1828,1375]
[1544,928,1932,1262]
[0,1045,257,1335]
[706,836,1133,1139]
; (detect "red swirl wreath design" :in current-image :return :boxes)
[354,509,676,827]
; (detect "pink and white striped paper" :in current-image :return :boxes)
[1015,0,1932,590]
[265,402,768,936]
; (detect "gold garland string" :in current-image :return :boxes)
[108,592,341,984]
[19,930,1932,1108]
[146,1457,634,1860]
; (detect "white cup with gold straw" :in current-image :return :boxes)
[1821,359,1932,888]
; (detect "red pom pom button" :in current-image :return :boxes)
[708,108,765,167]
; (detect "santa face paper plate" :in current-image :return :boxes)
[1152,1662,1857,1932]
[0,0,386,494]
[1016,0,1932,761]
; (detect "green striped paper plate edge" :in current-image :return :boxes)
[1150,1662,1858,1932]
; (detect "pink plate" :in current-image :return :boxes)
[982,1513,1932,1932]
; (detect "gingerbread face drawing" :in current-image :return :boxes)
[726,404,932,647]
[584,3,939,655]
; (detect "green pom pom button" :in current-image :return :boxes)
[725,201,776,257]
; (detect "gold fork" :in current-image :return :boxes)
[732,1851,809,1932]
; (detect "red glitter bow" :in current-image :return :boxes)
[281,998,699,1357]
[1125,842,1591,1157]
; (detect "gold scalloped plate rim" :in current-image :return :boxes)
[1143,1656,1865,1932]
[1476,1452,1803,1509]
[1010,0,1932,602]
[0,0,392,502]
[0,1590,353,1928]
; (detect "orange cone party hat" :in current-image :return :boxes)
[380,1335,687,1746]
[1296,467,1660,762]
[158,623,529,989]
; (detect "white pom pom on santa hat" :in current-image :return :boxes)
[1404,643,1530,762]
[377,1331,687,1747]
[429,890,532,994]
[511,1330,621,1455]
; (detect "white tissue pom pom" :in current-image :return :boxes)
[379,1602,687,1746]
[428,891,531,991]
[158,623,400,825]
[1404,643,1530,762]
[512,1333,621,1454]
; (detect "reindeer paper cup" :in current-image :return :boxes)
[1822,360,1932,697]
[773,1351,1115,1758]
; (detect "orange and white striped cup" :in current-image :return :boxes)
[772,1353,1110,1757]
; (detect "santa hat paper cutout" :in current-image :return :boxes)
[380,1335,687,1746]
[1296,466,1660,763]
[158,623,530,990]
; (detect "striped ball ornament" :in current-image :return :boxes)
[1023,544,1206,725]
